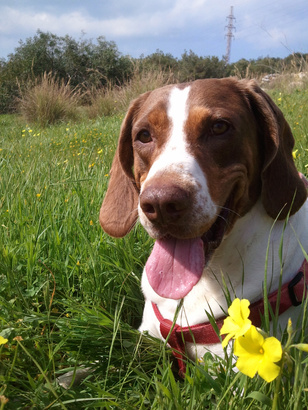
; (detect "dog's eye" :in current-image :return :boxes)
[211,120,230,135]
[137,130,152,143]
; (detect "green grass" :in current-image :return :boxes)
[0,85,308,409]
[270,87,308,170]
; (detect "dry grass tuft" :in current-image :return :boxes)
[86,65,175,118]
[17,72,82,126]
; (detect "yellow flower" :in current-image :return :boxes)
[234,325,282,382]
[220,298,252,348]
[76,261,80,266]
[36,193,41,198]
[90,220,94,226]
[292,149,298,159]
[0,336,8,345]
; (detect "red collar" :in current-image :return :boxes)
[152,260,308,376]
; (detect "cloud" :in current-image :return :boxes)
[0,0,306,61]
[235,6,308,56]
[0,1,227,38]
[0,7,91,36]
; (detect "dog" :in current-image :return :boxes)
[99,78,308,372]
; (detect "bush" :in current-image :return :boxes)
[17,72,81,126]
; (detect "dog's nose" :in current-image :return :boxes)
[140,185,190,225]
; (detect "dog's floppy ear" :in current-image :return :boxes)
[100,92,151,237]
[243,79,307,220]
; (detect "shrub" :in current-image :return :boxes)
[17,72,81,126]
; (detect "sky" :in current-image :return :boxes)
[0,0,307,63]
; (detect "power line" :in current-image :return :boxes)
[233,0,308,42]
[224,6,236,65]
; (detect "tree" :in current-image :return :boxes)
[179,50,228,82]
[0,31,134,112]
[141,50,178,73]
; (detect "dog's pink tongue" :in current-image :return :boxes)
[145,238,204,300]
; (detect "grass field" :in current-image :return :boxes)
[1,83,308,409]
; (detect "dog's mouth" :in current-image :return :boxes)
[145,205,231,300]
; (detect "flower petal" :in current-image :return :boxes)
[234,326,263,356]
[221,332,233,349]
[220,298,252,342]
[220,316,239,335]
[236,319,252,338]
[239,299,251,320]
[227,298,241,321]
[258,359,281,382]
[228,298,250,323]
[0,336,8,345]
[263,337,283,363]
[236,355,260,378]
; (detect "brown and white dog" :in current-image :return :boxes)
[100,78,308,366]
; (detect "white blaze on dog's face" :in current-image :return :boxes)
[138,86,218,239]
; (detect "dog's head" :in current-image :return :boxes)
[100,78,307,299]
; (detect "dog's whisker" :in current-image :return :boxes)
[215,204,241,218]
